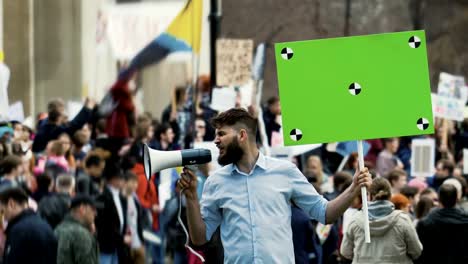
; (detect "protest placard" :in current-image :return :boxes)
[411,138,435,177]
[464,149,468,175]
[432,93,464,122]
[275,30,433,146]
[437,72,467,102]
[275,30,433,243]
[7,101,25,122]
[216,38,253,86]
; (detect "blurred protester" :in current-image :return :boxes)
[122,171,146,264]
[58,133,77,174]
[376,138,404,177]
[0,155,23,192]
[416,184,468,264]
[391,193,411,213]
[304,155,332,194]
[262,96,281,146]
[55,195,99,264]
[33,98,95,153]
[341,177,422,263]
[38,174,74,229]
[152,123,178,151]
[427,159,454,191]
[0,187,57,264]
[387,169,407,194]
[96,163,127,264]
[76,154,105,197]
[414,197,434,226]
[105,74,136,161]
[162,86,191,148]
[400,186,419,215]
[419,188,439,207]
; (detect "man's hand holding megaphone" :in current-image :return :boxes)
[178,167,198,200]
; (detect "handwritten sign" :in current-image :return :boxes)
[216,38,253,86]
[432,93,464,121]
[437,72,467,102]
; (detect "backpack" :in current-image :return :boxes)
[97,91,119,117]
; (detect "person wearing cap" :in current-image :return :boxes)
[416,184,468,264]
[95,163,128,264]
[0,187,57,264]
[54,194,99,264]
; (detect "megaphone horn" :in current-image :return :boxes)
[143,144,212,180]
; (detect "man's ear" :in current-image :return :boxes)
[239,129,248,142]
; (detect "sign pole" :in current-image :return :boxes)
[357,140,371,243]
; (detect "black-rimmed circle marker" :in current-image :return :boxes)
[349,82,362,95]
[416,118,429,131]
[290,128,303,141]
[408,36,421,49]
[281,47,294,60]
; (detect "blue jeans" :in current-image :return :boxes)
[100,252,119,264]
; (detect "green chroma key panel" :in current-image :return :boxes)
[275,30,434,146]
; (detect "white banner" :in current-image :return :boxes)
[7,101,24,122]
[0,62,10,122]
[105,2,184,60]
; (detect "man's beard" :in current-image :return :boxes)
[218,138,244,166]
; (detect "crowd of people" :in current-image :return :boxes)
[0,71,467,264]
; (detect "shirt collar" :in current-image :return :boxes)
[108,185,120,196]
[230,151,267,175]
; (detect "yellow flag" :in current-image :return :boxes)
[166,0,202,53]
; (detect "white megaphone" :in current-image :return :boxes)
[142,144,212,180]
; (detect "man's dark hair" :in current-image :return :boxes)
[124,171,138,182]
[333,171,353,192]
[96,118,107,133]
[0,187,29,205]
[47,98,65,113]
[439,184,457,208]
[210,108,258,140]
[439,159,455,175]
[85,155,102,168]
[0,155,22,175]
[267,96,279,107]
[48,109,62,123]
[103,162,124,180]
[386,169,406,186]
[156,123,172,141]
[400,185,418,199]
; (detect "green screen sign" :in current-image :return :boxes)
[275,30,434,146]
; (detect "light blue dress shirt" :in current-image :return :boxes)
[200,152,329,263]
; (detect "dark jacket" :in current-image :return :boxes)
[55,214,99,264]
[32,107,92,153]
[3,209,57,264]
[38,192,71,229]
[291,205,320,264]
[95,186,127,254]
[76,172,101,198]
[416,207,468,264]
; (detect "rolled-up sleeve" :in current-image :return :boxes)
[200,179,222,241]
[290,166,328,224]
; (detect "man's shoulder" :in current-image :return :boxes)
[263,156,296,171]
[56,220,90,238]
